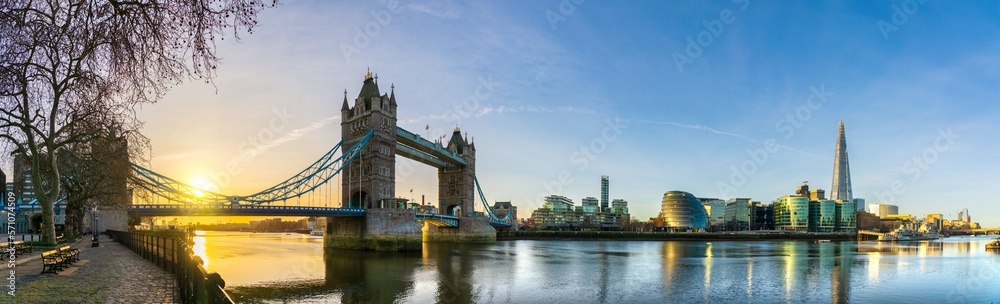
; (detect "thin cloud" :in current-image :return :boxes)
[407,3,461,20]
[398,104,593,124]
[153,150,212,161]
[635,119,824,158]
[239,116,341,160]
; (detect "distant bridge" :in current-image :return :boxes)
[949,228,1000,236]
[857,230,884,241]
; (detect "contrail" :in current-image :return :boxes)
[239,115,341,160]
[398,105,593,124]
[635,119,824,159]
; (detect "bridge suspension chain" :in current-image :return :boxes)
[474,177,513,224]
[130,129,375,205]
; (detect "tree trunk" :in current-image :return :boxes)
[76,209,85,236]
[40,196,56,243]
[40,152,63,244]
[65,206,82,238]
[65,211,75,238]
[65,201,85,238]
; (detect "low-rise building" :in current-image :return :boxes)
[724,198,755,231]
[809,199,837,232]
[774,182,856,232]
[530,195,627,231]
[699,198,725,228]
[834,200,856,232]
[753,203,774,230]
[926,213,943,230]
[773,195,810,231]
[867,203,899,218]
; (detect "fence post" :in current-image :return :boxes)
[106,231,232,304]
[157,237,163,268]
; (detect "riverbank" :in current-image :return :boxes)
[7,235,177,303]
[498,231,856,241]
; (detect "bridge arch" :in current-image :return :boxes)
[348,191,369,209]
[446,205,461,217]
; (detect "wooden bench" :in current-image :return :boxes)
[41,250,64,274]
[57,246,79,264]
[11,241,32,253]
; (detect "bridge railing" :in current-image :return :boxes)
[107,230,234,304]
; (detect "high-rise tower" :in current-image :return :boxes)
[600,176,609,211]
[830,120,852,201]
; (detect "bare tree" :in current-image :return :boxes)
[59,119,148,237]
[0,0,274,243]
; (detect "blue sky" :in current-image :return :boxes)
[114,0,1000,225]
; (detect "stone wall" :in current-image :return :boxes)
[83,208,129,233]
[423,217,496,243]
[325,209,422,251]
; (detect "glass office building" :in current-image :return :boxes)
[658,191,709,232]
[724,198,753,230]
[773,195,809,231]
[835,200,856,232]
[809,199,837,232]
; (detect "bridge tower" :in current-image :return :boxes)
[328,70,421,251]
[438,127,476,217]
[340,70,397,209]
[428,127,494,244]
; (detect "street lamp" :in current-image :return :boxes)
[91,204,99,247]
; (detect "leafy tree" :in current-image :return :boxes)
[0,0,274,243]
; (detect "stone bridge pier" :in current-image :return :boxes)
[324,209,422,251]
[422,218,496,244]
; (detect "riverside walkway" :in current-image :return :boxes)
[2,235,177,304]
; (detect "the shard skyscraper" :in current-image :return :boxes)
[830,120,852,201]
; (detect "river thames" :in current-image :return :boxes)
[192,231,1000,303]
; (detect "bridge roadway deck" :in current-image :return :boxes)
[128,205,510,228]
[129,204,366,217]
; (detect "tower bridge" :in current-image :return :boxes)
[126,71,511,251]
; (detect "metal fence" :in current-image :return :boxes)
[107,230,234,304]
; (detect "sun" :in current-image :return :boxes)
[189,176,215,198]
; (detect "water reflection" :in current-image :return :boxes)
[192,231,208,268]
[656,241,860,303]
[660,241,709,301]
[323,249,419,303]
[830,242,853,304]
[210,233,1000,303]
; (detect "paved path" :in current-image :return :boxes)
[1,235,178,304]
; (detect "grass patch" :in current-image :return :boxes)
[6,270,112,303]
